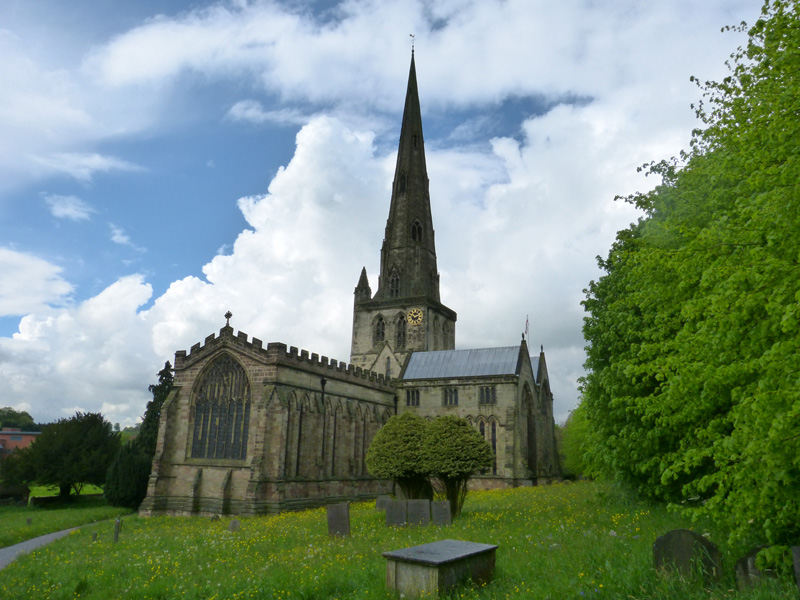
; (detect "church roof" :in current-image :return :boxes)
[402,346,523,380]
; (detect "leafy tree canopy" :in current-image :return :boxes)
[3,412,120,498]
[581,0,800,548]
[0,407,38,431]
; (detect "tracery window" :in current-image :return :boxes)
[374,315,386,344]
[406,389,420,406]
[396,314,407,349]
[190,354,251,460]
[389,271,401,298]
[442,388,458,406]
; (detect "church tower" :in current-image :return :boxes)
[350,51,457,376]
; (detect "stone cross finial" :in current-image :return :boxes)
[225,311,232,326]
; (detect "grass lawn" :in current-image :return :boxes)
[0,496,132,549]
[0,481,796,599]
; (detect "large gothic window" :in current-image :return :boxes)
[389,271,401,298]
[396,314,407,349]
[374,315,386,345]
[190,353,251,460]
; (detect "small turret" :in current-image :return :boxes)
[354,267,371,303]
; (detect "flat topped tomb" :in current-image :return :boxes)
[383,539,498,597]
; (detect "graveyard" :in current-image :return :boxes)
[1,480,797,599]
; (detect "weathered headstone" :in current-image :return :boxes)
[432,500,452,526]
[92,532,97,543]
[653,529,722,583]
[113,518,121,543]
[228,519,240,532]
[735,546,776,590]
[26,517,32,525]
[792,546,800,592]
[386,500,407,527]
[210,514,221,522]
[375,495,392,511]
[407,499,431,526]
[327,502,351,537]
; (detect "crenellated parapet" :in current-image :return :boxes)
[173,324,392,389]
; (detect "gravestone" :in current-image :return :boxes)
[792,547,800,592]
[376,495,392,511]
[384,539,498,598]
[653,529,722,583]
[327,502,351,537]
[407,500,431,526]
[228,519,240,532]
[735,546,776,590]
[92,532,97,543]
[210,514,220,522]
[26,518,32,525]
[113,518,121,543]
[432,500,452,526]
[386,500,407,527]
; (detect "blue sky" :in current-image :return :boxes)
[0,0,760,426]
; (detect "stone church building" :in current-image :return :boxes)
[139,53,559,517]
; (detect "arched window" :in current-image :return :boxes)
[411,220,423,243]
[398,171,407,194]
[190,353,251,460]
[389,271,400,298]
[374,315,386,344]
[396,314,407,349]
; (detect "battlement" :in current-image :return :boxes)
[174,325,391,388]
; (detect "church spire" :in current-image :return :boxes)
[376,51,440,302]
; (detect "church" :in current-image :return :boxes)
[139,53,559,517]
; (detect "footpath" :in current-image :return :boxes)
[0,527,78,570]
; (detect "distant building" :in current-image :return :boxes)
[0,427,40,455]
[140,52,559,517]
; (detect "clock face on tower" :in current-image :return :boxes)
[407,308,423,326]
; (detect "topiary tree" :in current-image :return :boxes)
[365,412,431,499]
[421,415,492,518]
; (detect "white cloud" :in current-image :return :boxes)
[43,194,95,221]
[33,152,142,182]
[225,100,308,126]
[0,248,73,316]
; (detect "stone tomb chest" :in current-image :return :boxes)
[383,539,498,597]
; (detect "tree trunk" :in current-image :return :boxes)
[58,483,72,499]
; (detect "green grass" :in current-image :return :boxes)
[28,485,105,499]
[0,481,796,599]
[0,497,131,549]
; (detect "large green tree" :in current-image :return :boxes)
[421,416,493,518]
[581,0,800,547]
[3,412,120,498]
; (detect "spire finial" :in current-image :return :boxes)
[224,311,232,326]
[409,33,415,53]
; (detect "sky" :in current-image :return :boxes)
[0,0,761,427]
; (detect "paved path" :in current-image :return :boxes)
[0,527,79,570]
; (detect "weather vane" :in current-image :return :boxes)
[410,33,415,52]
